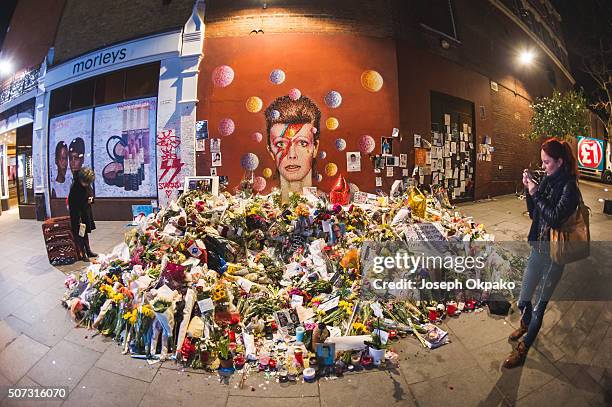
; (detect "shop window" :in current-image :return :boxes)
[16,124,34,205]
[125,64,159,99]
[49,86,71,117]
[418,0,458,40]
[95,71,124,105]
[70,78,95,110]
[49,62,159,118]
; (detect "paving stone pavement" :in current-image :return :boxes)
[0,181,610,406]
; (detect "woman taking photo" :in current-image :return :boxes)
[68,167,98,262]
[503,137,581,368]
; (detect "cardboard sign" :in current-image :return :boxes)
[415,148,427,166]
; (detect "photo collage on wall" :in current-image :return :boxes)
[428,113,475,200]
[48,97,158,199]
[49,109,93,198]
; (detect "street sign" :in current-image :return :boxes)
[577,136,605,171]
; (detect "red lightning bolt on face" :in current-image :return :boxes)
[275,123,306,163]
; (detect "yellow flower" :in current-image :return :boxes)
[86,271,95,283]
[352,322,369,334]
[141,305,155,319]
[338,300,353,314]
[100,284,113,297]
[111,293,124,303]
[123,309,137,325]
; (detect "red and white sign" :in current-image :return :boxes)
[578,137,603,169]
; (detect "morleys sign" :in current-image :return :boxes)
[577,136,605,171]
[72,48,127,75]
[44,30,182,89]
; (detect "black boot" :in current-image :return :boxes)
[84,234,98,258]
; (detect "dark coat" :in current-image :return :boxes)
[68,181,96,235]
[526,167,580,242]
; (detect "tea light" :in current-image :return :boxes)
[303,367,316,382]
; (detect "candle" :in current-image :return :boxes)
[268,358,277,369]
[303,367,316,382]
[295,326,305,342]
[294,348,304,367]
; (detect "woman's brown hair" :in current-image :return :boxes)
[541,137,579,178]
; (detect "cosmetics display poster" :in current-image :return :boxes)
[93,97,157,197]
[49,109,93,198]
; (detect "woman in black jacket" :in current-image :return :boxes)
[68,167,98,261]
[503,138,581,368]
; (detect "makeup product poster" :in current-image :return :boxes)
[93,97,157,197]
[49,109,93,198]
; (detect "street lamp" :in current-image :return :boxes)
[519,49,535,65]
[0,60,12,76]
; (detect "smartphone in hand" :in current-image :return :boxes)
[525,169,539,185]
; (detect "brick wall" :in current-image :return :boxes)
[53,0,194,65]
[491,84,542,191]
[204,0,393,38]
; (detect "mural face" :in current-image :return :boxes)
[269,122,317,182]
[265,95,321,198]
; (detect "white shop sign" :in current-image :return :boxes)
[44,30,182,90]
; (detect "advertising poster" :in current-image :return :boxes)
[49,109,93,198]
[93,97,157,197]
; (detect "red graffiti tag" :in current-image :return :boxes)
[157,129,184,194]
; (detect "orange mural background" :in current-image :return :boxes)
[196,33,401,194]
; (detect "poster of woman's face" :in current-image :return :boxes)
[49,109,93,198]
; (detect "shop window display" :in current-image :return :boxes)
[93,97,158,197]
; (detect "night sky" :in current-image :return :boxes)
[552,0,612,124]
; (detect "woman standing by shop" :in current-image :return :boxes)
[68,167,98,262]
[503,138,581,368]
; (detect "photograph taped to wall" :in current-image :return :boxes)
[195,120,209,140]
[184,176,219,196]
[210,167,217,176]
[210,138,221,153]
[93,97,157,198]
[346,151,361,172]
[400,153,407,168]
[381,137,393,155]
[195,139,206,152]
[49,109,93,198]
[211,152,222,167]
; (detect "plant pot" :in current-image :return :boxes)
[200,350,210,365]
[219,356,234,369]
[369,347,386,366]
